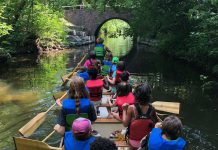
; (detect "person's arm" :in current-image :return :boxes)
[122,103,133,127]
[54,109,66,136]
[107,75,115,84]
[88,102,97,122]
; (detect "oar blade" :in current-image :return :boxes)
[152,101,180,114]
[19,112,47,137]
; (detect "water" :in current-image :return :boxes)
[0,38,218,149]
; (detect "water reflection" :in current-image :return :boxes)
[0,41,218,150]
[98,19,133,57]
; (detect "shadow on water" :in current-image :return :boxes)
[0,40,218,149]
[126,45,218,150]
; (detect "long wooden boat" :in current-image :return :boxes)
[14,55,130,150]
[14,54,180,150]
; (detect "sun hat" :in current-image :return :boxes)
[72,118,92,134]
[112,57,119,64]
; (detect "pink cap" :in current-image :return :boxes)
[72,118,91,134]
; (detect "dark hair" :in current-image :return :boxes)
[133,82,151,105]
[77,66,87,73]
[87,66,98,79]
[117,82,131,96]
[105,52,113,61]
[116,61,125,71]
[90,137,117,150]
[89,51,96,59]
[120,71,130,81]
[162,115,183,140]
[96,37,104,44]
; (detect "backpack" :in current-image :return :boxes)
[126,103,155,143]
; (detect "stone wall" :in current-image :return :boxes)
[64,8,131,36]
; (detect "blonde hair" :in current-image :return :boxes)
[69,76,89,113]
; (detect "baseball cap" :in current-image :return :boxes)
[72,118,92,134]
[112,57,119,64]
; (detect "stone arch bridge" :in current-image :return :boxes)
[64,7,132,37]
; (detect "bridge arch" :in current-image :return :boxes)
[64,8,132,36]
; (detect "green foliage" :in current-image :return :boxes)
[0,0,68,53]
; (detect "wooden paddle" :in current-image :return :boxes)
[98,101,180,114]
[61,54,87,86]
[18,92,67,137]
[152,101,180,114]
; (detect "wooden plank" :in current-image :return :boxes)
[115,141,129,147]
[95,118,121,123]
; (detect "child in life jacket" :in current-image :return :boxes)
[139,115,186,150]
[86,66,104,114]
[108,82,135,121]
[64,118,96,150]
[76,66,89,82]
[122,82,159,150]
[101,52,113,76]
[107,61,126,85]
[111,57,119,74]
[84,51,96,68]
[120,71,132,92]
[54,76,97,135]
[94,38,106,62]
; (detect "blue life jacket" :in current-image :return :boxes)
[111,64,117,73]
[64,131,95,150]
[62,98,90,114]
[94,44,105,58]
[77,71,89,81]
[101,60,113,75]
[148,128,186,150]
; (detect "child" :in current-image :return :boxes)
[64,118,96,150]
[86,66,103,114]
[111,57,119,74]
[108,82,135,121]
[139,115,186,150]
[94,38,106,62]
[90,137,117,150]
[107,61,126,85]
[76,66,89,82]
[54,76,97,135]
[101,52,113,76]
[84,51,96,68]
[122,82,159,149]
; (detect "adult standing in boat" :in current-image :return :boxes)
[64,117,96,150]
[122,82,159,150]
[54,76,97,135]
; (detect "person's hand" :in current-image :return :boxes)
[155,122,162,128]
[122,103,129,111]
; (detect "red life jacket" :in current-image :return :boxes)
[115,70,122,85]
[86,79,103,101]
[116,92,135,118]
[126,103,155,143]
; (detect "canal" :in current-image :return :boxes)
[0,36,218,149]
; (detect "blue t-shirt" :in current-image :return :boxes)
[148,128,186,150]
[64,131,95,150]
[77,71,89,81]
